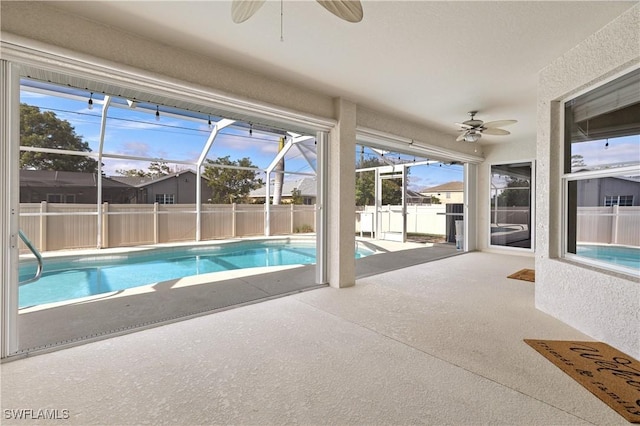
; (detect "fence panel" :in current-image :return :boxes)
[201,204,234,240]
[159,204,196,243]
[18,204,43,253]
[577,207,615,244]
[490,207,530,226]
[406,205,446,235]
[357,205,446,235]
[235,204,265,236]
[613,206,640,246]
[293,205,316,233]
[107,204,155,247]
[46,204,97,250]
[576,206,640,246]
[270,205,292,235]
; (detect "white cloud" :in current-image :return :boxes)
[121,142,152,157]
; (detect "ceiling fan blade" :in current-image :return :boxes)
[231,0,266,23]
[482,128,510,136]
[316,0,364,23]
[455,122,474,130]
[483,119,517,129]
[456,133,467,142]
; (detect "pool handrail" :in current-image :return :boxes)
[19,229,43,285]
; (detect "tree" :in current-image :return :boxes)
[116,161,171,177]
[497,177,530,207]
[203,156,263,204]
[355,157,405,206]
[290,188,303,205]
[571,154,586,170]
[20,103,99,172]
[148,161,171,176]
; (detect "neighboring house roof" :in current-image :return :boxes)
[421,181,464,193]
[406,189,426,198]
[20,170,132,189]
[250,177,317,198]
[109,169,205,188]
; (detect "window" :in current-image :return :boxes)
[490,162,533,250]
[46,194,76,203]
[47,194,62,203]
[563,68,640,275]
[604,195,634,207]
[155,194,175,204]
[446,192,451,199]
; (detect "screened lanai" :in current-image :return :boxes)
[10,65,470,356]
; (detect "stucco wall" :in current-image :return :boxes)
[536,5,640,358]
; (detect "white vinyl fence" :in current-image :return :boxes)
[577,205,640,246]
[19,202,316,253]
[356,205,447,236]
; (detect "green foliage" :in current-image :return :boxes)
[20,103,98,172]
[116,161,171,177]
[290,188,303,205]
[294,224,314,233]
[571,154,586,169]
[148,161,171,176]
[355,157,404,206]
[497,177,530,207]
[203,156,263,204]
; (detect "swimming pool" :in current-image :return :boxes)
[576,244,640,271]
[19,240,375,308]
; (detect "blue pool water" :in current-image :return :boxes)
[19,241,374,308]
[576,244,640,270]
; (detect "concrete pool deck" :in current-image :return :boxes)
[15,237,459,353]
[2,250,624,425]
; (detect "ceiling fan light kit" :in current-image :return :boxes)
[455,111,517,143]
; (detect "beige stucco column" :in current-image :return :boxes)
[328,98,356,288]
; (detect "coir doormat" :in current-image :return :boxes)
[507,268,535,282]
[525,339,640,423]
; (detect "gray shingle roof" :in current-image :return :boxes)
[20,170,132,188]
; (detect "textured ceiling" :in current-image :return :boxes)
[48,0,636,146]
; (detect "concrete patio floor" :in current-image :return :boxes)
[1,251,625,425]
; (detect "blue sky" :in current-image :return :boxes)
[570,135,640,172]
[21,85,464,191]
[20,80,640,192]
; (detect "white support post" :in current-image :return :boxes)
[96,96,112,249]
[611,204,619,244]
[264,134,313,236]
[315,132,328,285]
[196,119,235,241]
[265,171,271,236]
[1,60,20,357]
[290,203,295,234]
[40,201,47,252]
[153,202,159,244]
[232,203,237,238]
[375,167,381,240]
[328,99,356,288]
[464,163,477,252]
[401,165,407,243]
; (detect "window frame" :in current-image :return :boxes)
[560,66,640,277]
[488,159,535,253]
[155,193,175,205]
[604,195,633,207]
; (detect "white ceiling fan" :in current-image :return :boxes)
[455,111,517,143]
[231,0,364,24]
